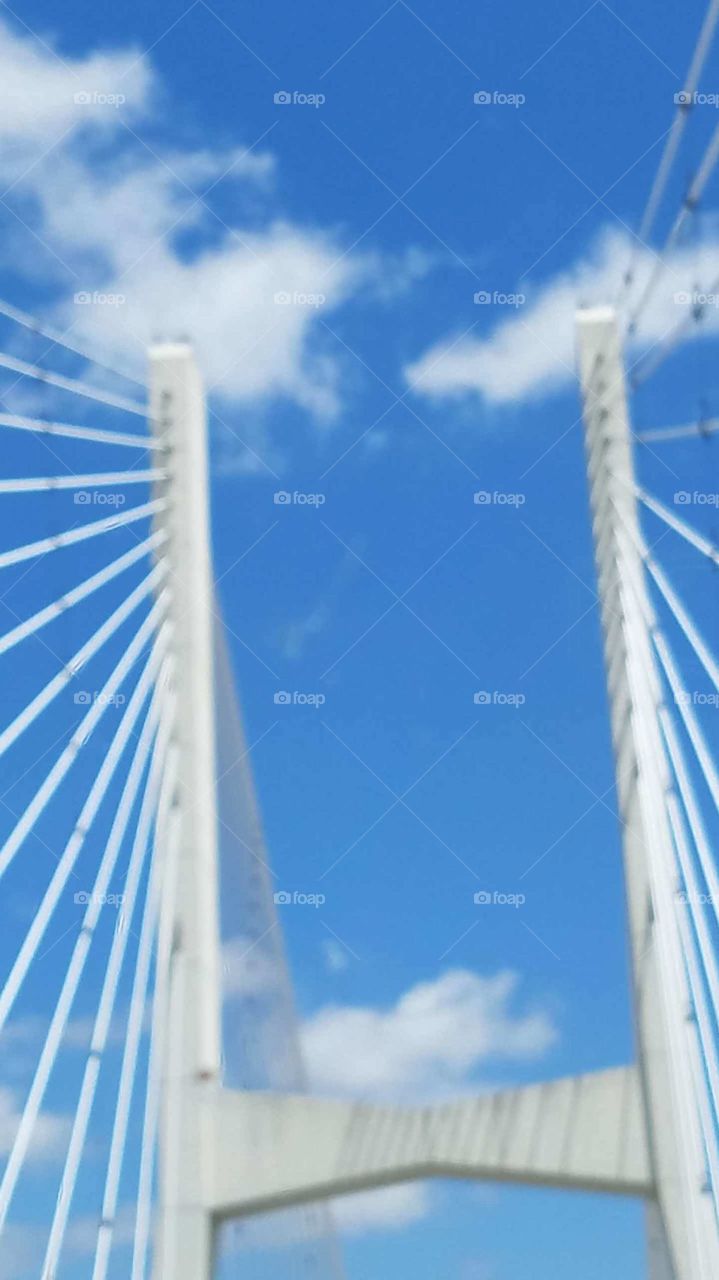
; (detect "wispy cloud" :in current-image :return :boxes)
[0,1086,69,1164]
[405,224,719,406]
[0,19,151,143]
[0,17,390,427]
[301,967,557,1100]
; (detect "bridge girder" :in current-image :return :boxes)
[203,1065,652,1222]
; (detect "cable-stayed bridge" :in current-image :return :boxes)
[0,299,716,1279]
[2,6,719,1277]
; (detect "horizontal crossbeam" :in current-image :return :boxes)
[203,1067,652,1223]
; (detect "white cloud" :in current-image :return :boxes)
[331,1183,433,1234]
[301,968,556,1101]
[222,934,286,999]
[220,1186,431,1250]
[0,1087,69,1163]
[362,245,438,302]
[18,146,275,276]
[0,1013,127,1066]
[321,938,351,973]
[0,18,449,439]
[0,19,150,144]
[162,147,275,188]
[0,1206,136,1280]
[218,1182,427,1254]
[64,1203,136,1254]
[0,17,375,425]
[279,604,331,660]
[0,1223,42,1280]
[405,225,719,406]
[61,221,361,417]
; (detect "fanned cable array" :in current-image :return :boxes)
[0,299,175,1280]
[0,301,346,1280]
[620,458,719,1223]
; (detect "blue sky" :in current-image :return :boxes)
[0,0,719,1277]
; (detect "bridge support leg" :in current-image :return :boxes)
[150,345,222,1280]
[201,1067,652,1217]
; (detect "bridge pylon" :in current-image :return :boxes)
[150,345,223,1280]
[577,306,719,1280]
